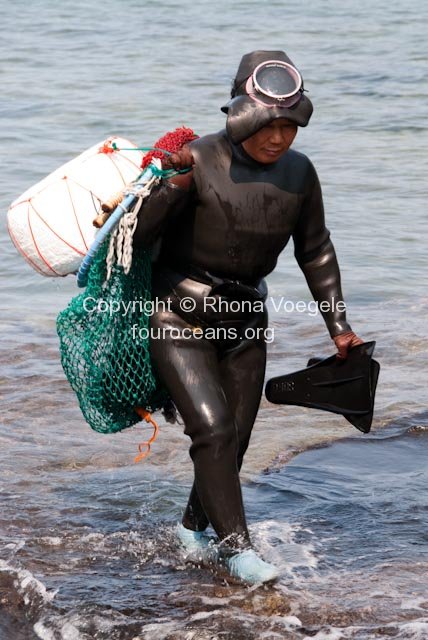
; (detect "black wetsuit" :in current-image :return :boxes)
[133,130,351,548]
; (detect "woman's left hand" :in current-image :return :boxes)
[333,331,364,360]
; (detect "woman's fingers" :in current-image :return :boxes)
[163,146,194,171]
[333,331,364,360]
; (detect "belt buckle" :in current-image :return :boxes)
[210,280,262,301]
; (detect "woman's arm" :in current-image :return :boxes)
[132,178,192,249]
[133,146,195,248]
[292,161,352,339]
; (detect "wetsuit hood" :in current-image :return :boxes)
[221,50,313,144]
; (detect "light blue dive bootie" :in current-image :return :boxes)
[176,524,218,563]
[225,549,280,585]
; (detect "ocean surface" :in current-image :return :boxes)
[1,1,427,638]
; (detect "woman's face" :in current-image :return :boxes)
[242,118,298,164]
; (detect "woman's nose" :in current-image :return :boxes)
[269,128,284,144]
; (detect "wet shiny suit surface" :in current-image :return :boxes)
[133,130,351,547]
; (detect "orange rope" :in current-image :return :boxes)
[133,407,159,463]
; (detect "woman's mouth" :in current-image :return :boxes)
[264,148,282,156]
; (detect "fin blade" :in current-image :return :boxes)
[265,342,380,432]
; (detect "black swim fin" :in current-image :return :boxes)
[265,341,380,434]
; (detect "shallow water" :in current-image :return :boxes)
[1,0,428,638]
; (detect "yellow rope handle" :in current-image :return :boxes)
[101,189,126,213]
[133,407,160,463]
[92,189,126,228]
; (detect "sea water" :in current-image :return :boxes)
[1,1,427,638]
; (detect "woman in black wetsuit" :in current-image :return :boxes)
[133,50,363,584]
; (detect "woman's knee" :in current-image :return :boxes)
[186,409,238,462]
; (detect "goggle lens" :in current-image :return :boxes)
[245,60,303,108]
[254,63,300,98]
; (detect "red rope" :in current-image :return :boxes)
[141,126,198,169]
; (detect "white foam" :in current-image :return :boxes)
[33,622,57,640]
[400,596,427,611]
[80,532,104,543]
[39,536,62,546]
[198,594,236,607]
[0,559,56,606]
[396,619,428,639]
[34,619,85,640]
[302,629,346,640]
[60,620,85,640]
[250,519,319,582]
[190,609,222,621]
[299,618,428,640]
[2,540,25,553]
[279,615,302,627]
[140,620,178,639]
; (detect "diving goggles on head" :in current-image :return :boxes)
[245,60,303,108]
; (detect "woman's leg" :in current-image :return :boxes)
[182,311,268,535]
[150,310,252,547]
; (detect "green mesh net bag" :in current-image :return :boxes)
[56,127,198,443]
[56,239,168,435]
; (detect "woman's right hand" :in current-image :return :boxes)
[165,145,194,191]
[164,145,194,171]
